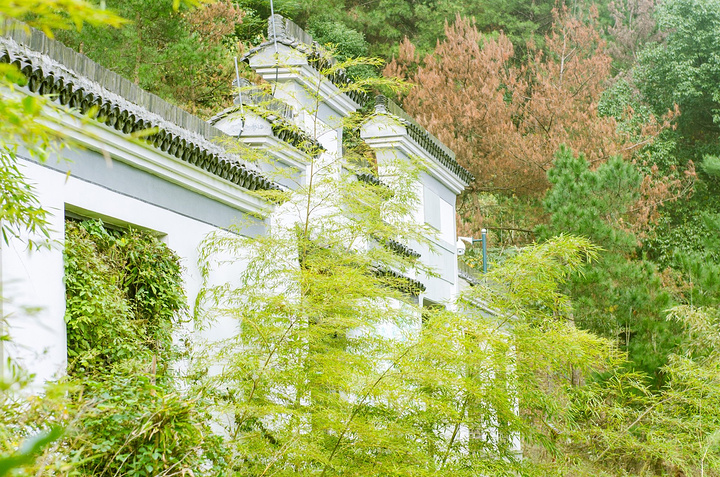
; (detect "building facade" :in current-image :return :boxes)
[0,16,473,386]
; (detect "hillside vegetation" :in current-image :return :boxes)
[4,0,720,475]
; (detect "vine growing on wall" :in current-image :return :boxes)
[64,219,184,376]
[59,219,227,476]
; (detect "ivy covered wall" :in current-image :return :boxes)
[61,219,228,476]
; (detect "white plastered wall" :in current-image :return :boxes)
[1,157,254,389]
[360,115,463,309]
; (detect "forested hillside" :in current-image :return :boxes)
[382,0,720,388]
[68,0,720,387]
[5,0,720,475]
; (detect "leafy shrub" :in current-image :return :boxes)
[62,219,228,476]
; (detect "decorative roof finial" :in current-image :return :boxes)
[375,94,388,114]
[268,13,286,41]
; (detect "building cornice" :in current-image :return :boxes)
[241,15,368,108]
[361,116,470,195]
[250,60,360,118]
[372,95,474,185]
[239,134,310,171]
[210,105,322,157]
[0,22,280,194]
[31,93,272,217]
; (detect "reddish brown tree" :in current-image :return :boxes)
[385,18,523,195]
[385,9,674,235]
[387,10,626,195]
[185,0,244,45]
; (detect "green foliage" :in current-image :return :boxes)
[0,65,53,248]
[701,154,720,177]
[598,78,678,171]
[0,146,50,248]
[67,376,227,476]
[477,234,599,323]
[627,0,720,324]
[625,0,720,361]
[551,305,720,475]
[0,0,125,36]
[635,0,720,138]
[57,0,239,115]
[0,426,62,477]
[540,146,680,384]
[64,220,185,375]
[288,0,563,59]
[308,20,377,80]
[59,219,226,476]
[541,145,641,251]
[0,380,75,476]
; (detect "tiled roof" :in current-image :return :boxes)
[208,80,323,156]
[356,171,387,188]
[1,21,280,192]
[374,267,426,296]
[377,237,421,260]
[374,95,474,185]
[241,15,369,106]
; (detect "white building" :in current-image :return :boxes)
[0,16,473,386]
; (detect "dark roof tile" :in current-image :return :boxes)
[1,21,280,192]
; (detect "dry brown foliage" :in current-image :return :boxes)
[386,9,637,197]
[625,160,696,238]
[385,8,682,236]
[185,0,244,45]
[607,0,663,66]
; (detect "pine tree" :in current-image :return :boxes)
[540,146,680,385]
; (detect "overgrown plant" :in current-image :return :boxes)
[61,219,227,476]
[198,212,618,475]
[1,220,227,476]
[193,41,621,475]
[548,305,720,476]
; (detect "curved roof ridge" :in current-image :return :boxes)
[1,21,280,192]
[240,15,369,106]
[374,95,474,185]
[209,104,324,157]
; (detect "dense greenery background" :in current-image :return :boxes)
[3,0,720,475]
